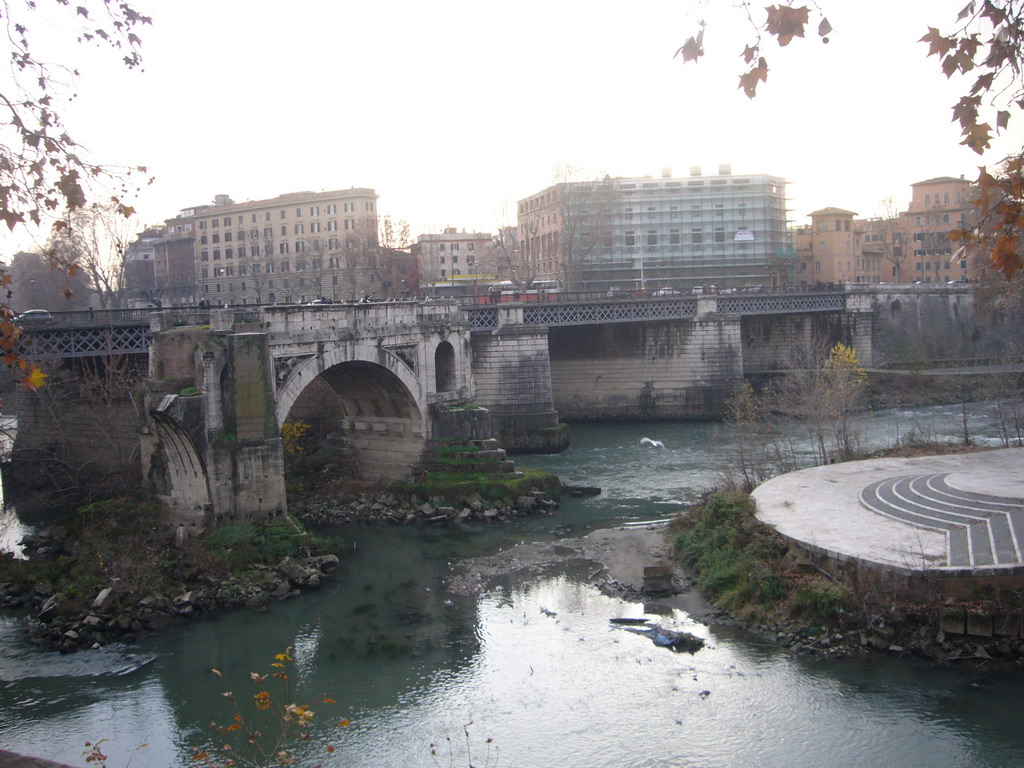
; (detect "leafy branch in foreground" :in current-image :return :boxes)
[0,0,152,392]
[194,648,348,768]
[675,1,1024,279]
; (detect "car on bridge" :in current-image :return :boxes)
[652,287,681,297]
[14,309,54,327]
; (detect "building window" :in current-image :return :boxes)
[212,219,219,228]
[647,230,657,246]
[201,251,209,261]
[280,210,287,219]
[344,219,355,230]
[691,228,703,244]
[296,208,302,217]
[265,212,272,221]
[670,229,680,245]
[222,217,230,226]
[365,202,374,211]
[714,227,725,243]
[251,229,259,239]
[468,243,475,251]
[281,261,290,272]
[310,205,319,216]
[280,242,289,255]
[264,227,273,239]
[327,220,338,231]
[212,233,220,244]
[213,249,221,260]
[226,248,233,259]
[281,225,287,236]
[295,223,304,235]
[224,232,232,242]
[310,222,320,233]
[199,221,206,230]
[624,231,635,246]
[200,235,208,245]
[344,202,354,213]
[295,241,304,253]
[327,204,337,214]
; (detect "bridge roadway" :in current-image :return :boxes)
[753,448,1024,575]
[15,287,851,359]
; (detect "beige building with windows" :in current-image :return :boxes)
[412,228,497,295]
[187,188,379,304]
[793,174,977,287]
[794,207,884,285]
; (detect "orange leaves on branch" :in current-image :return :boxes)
[959,161,1024,280]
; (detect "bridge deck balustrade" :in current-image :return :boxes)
[14,290,861,357]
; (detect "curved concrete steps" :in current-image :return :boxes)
[859,473,1024,568]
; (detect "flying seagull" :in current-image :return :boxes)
[639,437,665,449]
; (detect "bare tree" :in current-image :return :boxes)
[556,168,617,291]
[872,197,908,282]
[49,203,136,309]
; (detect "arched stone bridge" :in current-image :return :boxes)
[142,303,484,530]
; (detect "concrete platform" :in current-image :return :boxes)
[752,448,1024,576]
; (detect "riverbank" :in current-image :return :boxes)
[0,498,344,652]
[445,500,1024,670]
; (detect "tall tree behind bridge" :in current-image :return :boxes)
[554,166,616,291]
[48,203,135,310]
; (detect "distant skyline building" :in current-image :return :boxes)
[516,166,790,291]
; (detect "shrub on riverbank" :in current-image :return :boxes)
[673,491,856,626]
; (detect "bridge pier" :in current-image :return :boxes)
[470,306,568,453]
[142,327,287,531]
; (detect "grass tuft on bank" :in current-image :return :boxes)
[673,490,857,626]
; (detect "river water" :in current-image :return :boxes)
[2,405,1024,767]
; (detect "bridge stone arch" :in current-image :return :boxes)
[274,342,429,483]
[274,338,427,427]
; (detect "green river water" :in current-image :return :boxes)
[2,405,1024,767]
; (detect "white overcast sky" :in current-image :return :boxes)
[4,0,1023,253]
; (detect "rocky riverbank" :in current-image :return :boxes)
[292,488,563,526]
[0,497,346,653]
[1,526,343,653]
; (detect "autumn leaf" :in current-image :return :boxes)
[675,29,704,63]
[738,58,769,98]
[960,121,993,153]
[920,26,955,58]
[764,5,810,47]
[22,366,47,390]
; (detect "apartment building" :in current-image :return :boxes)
[516,166,790,292]
[185,188,379,304]
[793,174,977,287]
[413,228,497,294]
[793,208,884,285]
[906,176,976,283]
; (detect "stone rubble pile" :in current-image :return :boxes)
[292,489,560,526]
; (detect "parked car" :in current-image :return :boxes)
[605,286,631,298]
[14,309,53,326]
[652,287,681,297]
